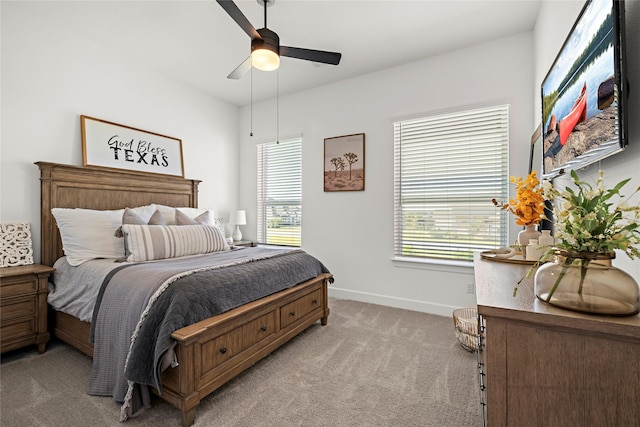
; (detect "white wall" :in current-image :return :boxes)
[3,1,636,315]
[0,2,241,263]
[238,33,535,316]
[534,0,640,282]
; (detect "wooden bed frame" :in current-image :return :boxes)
[37,162,331,426]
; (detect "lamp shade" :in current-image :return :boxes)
[229,210,247,226]
[251,48,280,71]
[251,28,280,72]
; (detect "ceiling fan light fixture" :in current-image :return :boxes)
[251,47,280,71]
[251,28,280,71]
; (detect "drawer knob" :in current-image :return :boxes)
[289,311,296,317]
[312,299,318,304]
[260,325,267,332]
[219,347,227,354]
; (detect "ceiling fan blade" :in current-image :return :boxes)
[280,46,342,65]
[216,0,261,40]
[227,57,251,79]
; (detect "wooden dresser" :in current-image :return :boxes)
[474,252,640,427]
[0,264,54,354]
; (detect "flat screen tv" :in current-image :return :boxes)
[541,0,628,180]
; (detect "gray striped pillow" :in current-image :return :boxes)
[121,224,229,262]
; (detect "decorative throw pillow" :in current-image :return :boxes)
[121,224,229,262]
[152,205,215,226]
[214,217,226,236]
[148,210,166,225]
[175,209,212,225]
[128,204,159,223]
[52,208,125,266]
[176,207,215,225]
[116,208,167,237]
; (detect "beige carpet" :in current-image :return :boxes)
[1,299,481,426]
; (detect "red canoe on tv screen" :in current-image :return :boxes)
[559,82,587,146]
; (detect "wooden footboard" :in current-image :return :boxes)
[52,273,331,426]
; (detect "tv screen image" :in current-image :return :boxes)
[541,0,627,180]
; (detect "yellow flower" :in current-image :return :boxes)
[493,171,546,226]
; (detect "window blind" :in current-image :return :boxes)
[393,105,509,262]
[257,138,302,247]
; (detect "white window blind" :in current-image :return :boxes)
[257,138,302,247]
[393,105,509,262]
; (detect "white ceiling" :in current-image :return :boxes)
[27,0,542,107]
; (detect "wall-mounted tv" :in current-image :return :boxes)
[541,0,628,180]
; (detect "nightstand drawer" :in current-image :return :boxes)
[0,276,37,298]
[1,317,36,341]
[1,295,36,322]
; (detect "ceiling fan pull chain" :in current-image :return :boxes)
[276,68,279,144]
[250,67,254,137]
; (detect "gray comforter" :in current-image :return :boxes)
[87,247,331,413]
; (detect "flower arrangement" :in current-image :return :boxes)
[545,170,640,257]
[492,171,546,226]
[519,170,640,302]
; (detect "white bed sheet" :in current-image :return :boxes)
[49,257,125,322]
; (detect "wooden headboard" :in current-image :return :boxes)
[36,162,201,267]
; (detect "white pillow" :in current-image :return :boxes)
[121,224,229,262]
[52,208,125,266]
[52,205,157,266]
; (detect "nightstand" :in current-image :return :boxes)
[0,264,54,354]
[233,240,257,248]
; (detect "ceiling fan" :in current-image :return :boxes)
[216,0,342,79]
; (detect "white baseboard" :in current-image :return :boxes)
[328,287,463,317]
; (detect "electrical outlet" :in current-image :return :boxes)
[466,282,475,294]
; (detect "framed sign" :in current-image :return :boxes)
[324,133,365,192]
[81,115,184,177]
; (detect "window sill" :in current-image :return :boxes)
[392,256,473,273]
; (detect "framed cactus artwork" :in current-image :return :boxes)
[324,133,365,192]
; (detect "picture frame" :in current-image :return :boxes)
[324,133,365,192]
[81,115,184,177]
[528,122,542,175]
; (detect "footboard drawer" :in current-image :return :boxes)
[200,310,277,369]
[280,288,323,329]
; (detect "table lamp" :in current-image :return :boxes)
[229,210,246,241]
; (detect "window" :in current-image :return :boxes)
[393,105,509,263]
[257,138,302,246]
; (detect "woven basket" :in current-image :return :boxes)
[452,307,478,352]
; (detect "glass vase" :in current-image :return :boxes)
[534,251,640,316]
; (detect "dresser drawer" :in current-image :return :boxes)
[201,310,276,368]
[1,295,36,322]
[280,288,323,329]
[0,276,37,298]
